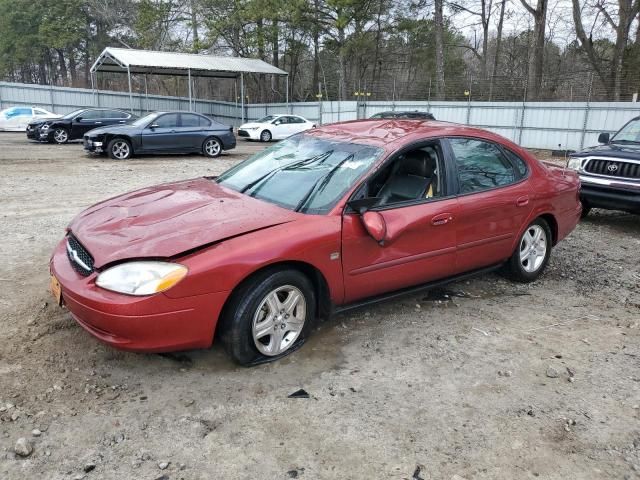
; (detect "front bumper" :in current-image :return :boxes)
[26,127,39,139]
[50,238,229,352]
[237,128,260,140]
[579,175,640,213]
[83,137,104,153]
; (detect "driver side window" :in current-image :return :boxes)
[363,143,445,207]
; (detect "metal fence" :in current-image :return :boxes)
[1,81,638,151]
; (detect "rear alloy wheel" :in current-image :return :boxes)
[203,137,222,158]
[260,129,272,142]
[107,138,132,160]
[505,218,552,283]
[52,128,69,144]
[220,269,315,366]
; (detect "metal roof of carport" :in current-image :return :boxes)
[90,47,288,122]
[90,47,288,77]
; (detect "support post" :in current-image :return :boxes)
[286,75,289,113]
[144,75,149,113]
[518,83,527,145]
[188,69,192,111]
[240,73,245,124]
[234,76,239,127]
[49,85,55,112]
[127,66,133,113]
[90,72,96,107]
[579,74,594,150]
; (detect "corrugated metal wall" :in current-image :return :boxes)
[1,81,638,151]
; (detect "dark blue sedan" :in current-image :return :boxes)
[83,111,236,160]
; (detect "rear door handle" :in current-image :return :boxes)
[431,213,454,226]
[516,195,530,207]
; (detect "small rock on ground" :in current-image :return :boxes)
[14,437,33,457]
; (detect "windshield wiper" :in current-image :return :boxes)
[240,151,334,195]
[295,154,355,212]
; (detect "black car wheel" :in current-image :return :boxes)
[52,128,69,144]
[260,130,272,142]
[107,138,133,160]
[219,268,316,366]
[203,137,222,158]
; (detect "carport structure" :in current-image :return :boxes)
[90,47,288,122]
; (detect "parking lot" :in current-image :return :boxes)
[1,132,639,479]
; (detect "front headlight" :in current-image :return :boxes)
[566,157,583,171]
[245,127,259,130]
[95,261,188,296]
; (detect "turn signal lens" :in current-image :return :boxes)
[96,262,187,296]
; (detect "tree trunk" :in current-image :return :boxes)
[434,0,446,99]
[338,26,348,100]
[68,49,78,87]
[521,0,548,100]
[56,49,68,86]
[489,0,506,100]
[190,0,199,52]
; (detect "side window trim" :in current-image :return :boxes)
[444,136,527,197]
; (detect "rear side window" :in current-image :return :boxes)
[104,110,128,119]
[181,113,209,127]
[449,138,517,193]
[504,149,528,178]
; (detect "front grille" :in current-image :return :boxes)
[66,234,94,276]
[585,159,640,179]
[237,129,249,137]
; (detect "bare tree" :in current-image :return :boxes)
[434,0,446,98]
[572,0,640,100]
[520,0,548,99]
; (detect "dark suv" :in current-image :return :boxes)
[567,117,640,217]
[27,108,137,144]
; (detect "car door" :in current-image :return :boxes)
[73,110,104,138]
[445,137,533,273]
[175,113,207,151]
[101,110,129,127]
[270,116,290,139]
[140,113,180,152]
[341,141,460,302]
[290,116,308,135]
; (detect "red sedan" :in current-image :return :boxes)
[50,120,582,365]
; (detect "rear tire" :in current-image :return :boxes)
[107,138,132,160]
[219,269,316,366]
[203,137,222,158]
[260,129,272,142]
[505,218,552,283]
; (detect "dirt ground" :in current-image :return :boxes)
[0,132,639,480]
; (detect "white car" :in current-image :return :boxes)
[0,106,59,131]
[238,114,315,142]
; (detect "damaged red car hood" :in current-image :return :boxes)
[68,178,299,268]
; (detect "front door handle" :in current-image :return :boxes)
[516,195,530,207]
[431,213,454,226]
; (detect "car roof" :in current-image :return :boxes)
[308,119,510,149]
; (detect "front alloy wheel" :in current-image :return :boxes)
[53,128,68,144]
[108,139,132,160]
[260,130,272,142]
[220,268,315,365]
[252,286,306,357]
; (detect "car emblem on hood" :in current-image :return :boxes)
[607,164,619,172]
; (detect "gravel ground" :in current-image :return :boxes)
[0,132,639,480]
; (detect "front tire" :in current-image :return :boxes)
[203,137,222,158]
[52,128,69,144]
[505,218,552,283]
[220,269,316,366]
[107,138,132,160]
[260,129,272,142]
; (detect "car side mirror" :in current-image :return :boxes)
[597,132,610,144]
[149,124,159,129]
[75,116,83,122]
[361,211,387,243]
